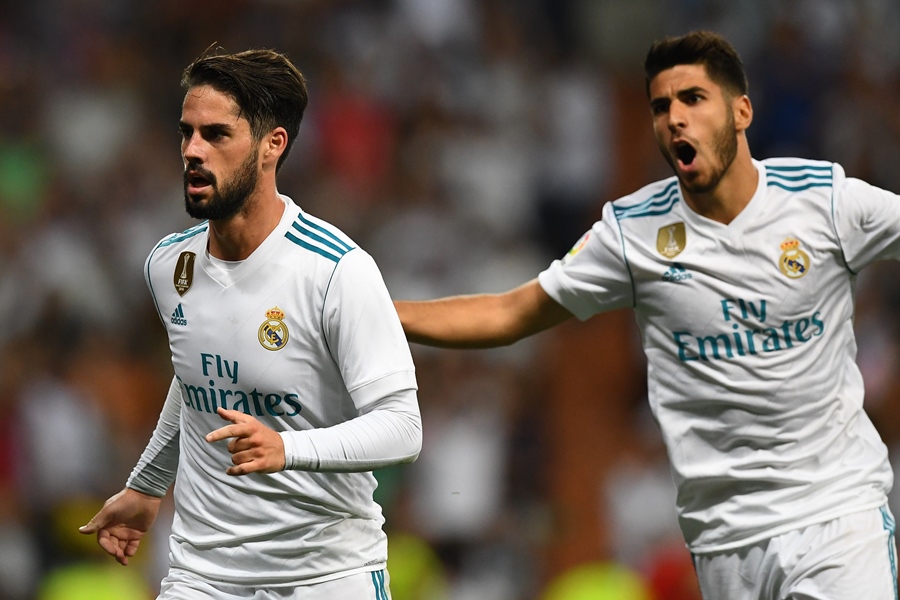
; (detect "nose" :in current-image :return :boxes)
[667,102,687,132]
[182,133,205,165]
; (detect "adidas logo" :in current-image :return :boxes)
[171,303,188,326]
[662,262,692,282]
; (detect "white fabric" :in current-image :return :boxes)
[142,195,420,586]
[693,506,897,600]
[280,387,421,472]
[539,158,897,553]
[127,376,182,497]
[158,567,392,599]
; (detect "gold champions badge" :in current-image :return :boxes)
[657,222,686,258]
[258,306,289,351]
[174,251,196,296]
[778,238,810,279]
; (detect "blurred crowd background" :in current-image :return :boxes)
[1,0,900,598]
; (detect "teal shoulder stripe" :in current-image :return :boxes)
[614,188,678,218]
[158,223,209,248]
[766,170,831,182]
[285,231,341,262]
[615,191,680,220]
[291,222,349,257]
[296,213,353,252]
[613,180,678,216]
[767,181,832,193]
[765,163,832,172]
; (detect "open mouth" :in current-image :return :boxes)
[673,141,697,167]
[185,169,214,194]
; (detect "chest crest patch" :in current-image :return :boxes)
[657,222,686,258]
[174,251,196,296]
[778,238,810,279]
[259,306,289,351]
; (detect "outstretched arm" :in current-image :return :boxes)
[394,278,574,348]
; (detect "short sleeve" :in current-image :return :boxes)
[538,202,634,321]
[833,170,900,272]
[322,249,417,409]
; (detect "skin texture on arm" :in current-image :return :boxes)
[394,278,574,348]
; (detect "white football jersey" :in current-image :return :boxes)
[144,195,417,584]
[539,158,899,553]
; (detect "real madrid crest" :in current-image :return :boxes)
[657,222,686,258]
[174,251,196,296]
[258,306,289,351]
[778,238,810,278]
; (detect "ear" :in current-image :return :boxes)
[260,127,288,169]
[733,94,753,132]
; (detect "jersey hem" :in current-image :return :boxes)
[167,563,388,588]
[687,499,888,555]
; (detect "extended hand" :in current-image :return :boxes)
[78,488,162,566]
[206,408,286,475]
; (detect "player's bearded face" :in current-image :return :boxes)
[661,106,738,194]
[183,149,259,220]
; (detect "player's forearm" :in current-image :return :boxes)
[127,376,182,497]
[394,294,524,349]
[280,388,422,472]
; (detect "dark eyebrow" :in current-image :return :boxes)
[178,121,235,136]
[676,86,708,99]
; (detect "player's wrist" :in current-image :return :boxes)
[279,431,314,470]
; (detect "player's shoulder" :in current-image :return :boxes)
[147,222,209,264]
[609,175,681,223]
[281,206,360,266]
[761,157,841,192]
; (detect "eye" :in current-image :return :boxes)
[650,100,669,116]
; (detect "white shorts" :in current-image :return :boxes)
[694,505,897,600]
[157,568,392,600]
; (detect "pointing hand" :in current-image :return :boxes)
[206,408,286,475]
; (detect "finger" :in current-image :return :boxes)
[205,424,239,443]
[79,520,99,534]
[227,437,255,454]
[97,530,122,558]
[216,408,255,424]
[206,422,254,443]
[226,460,264,476]
[79,511,108,534]
[227,453,282,476]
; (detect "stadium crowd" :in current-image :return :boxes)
[0,1,899,598]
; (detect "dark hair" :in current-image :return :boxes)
[644,31,748,98]
[182,48,309,172]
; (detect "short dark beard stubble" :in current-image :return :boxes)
[183,151,259,220]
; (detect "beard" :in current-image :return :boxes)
[663,107,738,195]
[183,151,259,220]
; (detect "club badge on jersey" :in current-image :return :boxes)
[657,222,686,258]
[174,251,196,296]
[258,306,289,351]
[778,238,810,279]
